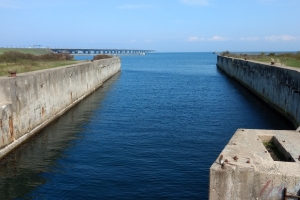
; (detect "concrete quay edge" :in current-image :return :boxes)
[0,57,121,160]
[211,56,300,200]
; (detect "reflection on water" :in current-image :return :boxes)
[0,73,120,199]
[0,53,294,199]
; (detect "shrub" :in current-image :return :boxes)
[40,53,74,61]
[0,51,36,62]
[220,51,230,56]
[93,54,112,60]
[268,52,276,56]
[295,52,300,59]
[0,51,73,62]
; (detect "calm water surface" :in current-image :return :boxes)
[0,53,293,199]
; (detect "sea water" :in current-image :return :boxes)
[0,53,293,199]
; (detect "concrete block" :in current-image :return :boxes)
[210,129,300,200]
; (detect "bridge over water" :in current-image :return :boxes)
[50,48,154,55]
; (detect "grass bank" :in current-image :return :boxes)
[0,51,77,77]
[0,51,113,77]
[0,61,79,76]
[221,51,300,68]
[0,48,52,55]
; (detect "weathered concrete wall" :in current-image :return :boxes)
[0,57,120,159]
[211,56,300,199]
[217,56,300,128]
[210,129,300,200]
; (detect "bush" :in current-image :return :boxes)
[40,53,74,61]
[220,51,230,56]
[268,52,276,56]
[0,51,35,62]
[0,51,73,62]
[93,54,112,60]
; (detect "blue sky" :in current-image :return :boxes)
[0,0,299,52]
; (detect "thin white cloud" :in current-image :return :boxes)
[264,35,299,41]
[186,36,229,42]
[179,0,210,6]
[187,36,201,42]
[117,4,152,9]
[144,39,154,43]
[207,36,230,41]
[239,37,260,41]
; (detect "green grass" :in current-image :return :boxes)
[0,50,113,77]
[263,142,286,161]
[0,48,53,55]
[263,142,276,149]
[280,59,300,68]
[251,56,300,68]
[220,51,300,68]
[251,57,272,63]
[0,60,80,77]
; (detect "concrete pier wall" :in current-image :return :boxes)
[210,129,300,200]
[217,55,300,128]
[0,57,121,159]
[210,56,300,199]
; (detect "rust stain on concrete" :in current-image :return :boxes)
[9,116,14,140]
[0,120,3,144]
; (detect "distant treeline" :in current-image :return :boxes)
[0,51,74,62]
